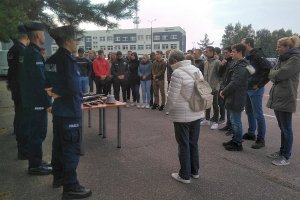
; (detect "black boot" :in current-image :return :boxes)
[62,185,92,199]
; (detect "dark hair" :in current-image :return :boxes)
[214,47,221,55]
[231,43,246,57]
[156,50,163,55]
[223,46,232,52]
[98,49,104,55]
[206,46,215,53]
[243,37,254,48]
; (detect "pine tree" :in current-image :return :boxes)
[197,33,214,51]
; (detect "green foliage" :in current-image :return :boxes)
[0,0,138,42]
[197,33,214,51]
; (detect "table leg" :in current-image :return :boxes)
[103,108,106,138]
[88,110,91,128]
[101,108,106,138]
[98,108,102,135]
[117,107,121,148]
[80,110,85,155]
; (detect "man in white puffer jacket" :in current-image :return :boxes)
[165,49,204,184]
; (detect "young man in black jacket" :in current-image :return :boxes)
[220,43,250,151]
[241,38,272,149]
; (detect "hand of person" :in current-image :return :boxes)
[118,75,125,80]
[100,75,106,80]
[46,106,52,113]
[52,92,61,99]
[253,84,259,90]
[142,76,146,80]
[45,87,53,96]
[221,59,227,66]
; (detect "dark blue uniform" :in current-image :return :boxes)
[45,47,82,189]
[20,43,51,168]
[7,42,28,159]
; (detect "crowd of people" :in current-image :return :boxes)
[6,20,300,192]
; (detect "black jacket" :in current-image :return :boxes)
[246,48,272,89]
[222,59,249,112]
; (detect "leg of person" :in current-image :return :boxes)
[244,92,256,140]
[172,122,191,183]
[158,80,165,111]
[60,117,92,199]
[189,119,200,178]
[15,101,28,159]
[210,92,219,129]
[120,79,127,102]
[52,116,64,188]
[113,79,120,101]
[200,108,211,126]
[141,81,146,106]
[149,82,154,106]
[152,80,159,109]
[135,83,140,104]
[250,88,266,149]
[272,111,292,166]
[224,110,243,151]
[28,109,52,175]
[145,80,152,108]
[218,93,225,123]
[94,77,100,94]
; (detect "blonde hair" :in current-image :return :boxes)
[278,36,300,48]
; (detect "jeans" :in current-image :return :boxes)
[245,87,266,140]
[226,110,232,130]
[229,110,243,145]
[141,80,151,104]
[174,119,200,180]
[80,76,90,94]
[274,110,293,159]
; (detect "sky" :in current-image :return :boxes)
[81,0,300,50]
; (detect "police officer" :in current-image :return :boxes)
[20,21,52,175]
[46,25,92,199]
[7,25,30,159]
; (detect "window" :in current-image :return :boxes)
[115,37,121,42]
[122,45,128,50]
[170,44,177,49]
[170,34,177,39]
[114,45,120,50]
[138,35,144,40]
[85,37,91,42]
[99,37,105,41]
[107,46,113,50]
[145,45,151,50]
[146,35,151,40]
[162,44,169,49]
[154,44,160,49]
[154,35,160,41]
[107,36,113,42]
[93,36,98,39]
[93,46,98,49]
[93,41,98,44]
[130,45,136,50]
[122,37,128,41]
[100,46,106,50]
[130,36,136,41]
[138,45,144,50]
[162,35,169,40]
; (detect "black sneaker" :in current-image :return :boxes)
[219,126,230,131]
[242,133,256,141]
[219,118,225,124]
[62,185,92,199]
[151,104,158,110]
[222,140,234,147]
[28,165,52,175]
[224,142,243,151]
[158,105,165,111]
[251,139,265,149]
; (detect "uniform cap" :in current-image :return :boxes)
[49,25,83,46]
[25,21,46,32]
[17,25,27,34]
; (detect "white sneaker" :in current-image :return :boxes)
[272,156,290,166]
[191,174,199,179]
[130,102,136,106]
[165,111,169,115]
[145,104,150,109]
[171,173,191,184]
[210,122,219,130]
[200,120,210,126]
[137,104,141,108]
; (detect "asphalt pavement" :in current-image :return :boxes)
[0,79,300,200]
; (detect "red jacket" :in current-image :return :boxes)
[93,57,110,77]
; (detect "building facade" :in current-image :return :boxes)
[48,26,186,57]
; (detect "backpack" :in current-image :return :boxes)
[179,67,213,112]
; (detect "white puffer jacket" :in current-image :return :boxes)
[165,60,204,122]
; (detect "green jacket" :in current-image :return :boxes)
[152,59,166,80]
[20,43,51,109]
[267,48,300,112]
[204,57,221,93]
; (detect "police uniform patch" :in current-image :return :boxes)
[45,64,57,72]
[36,61,44,65]
[19,56,24,63]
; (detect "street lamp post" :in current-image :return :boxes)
[148,19,156,53]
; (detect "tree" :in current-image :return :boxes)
[197,33,214,51]
[221,22,255,47]
[0,0,138,42]
[255,29,273,57]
